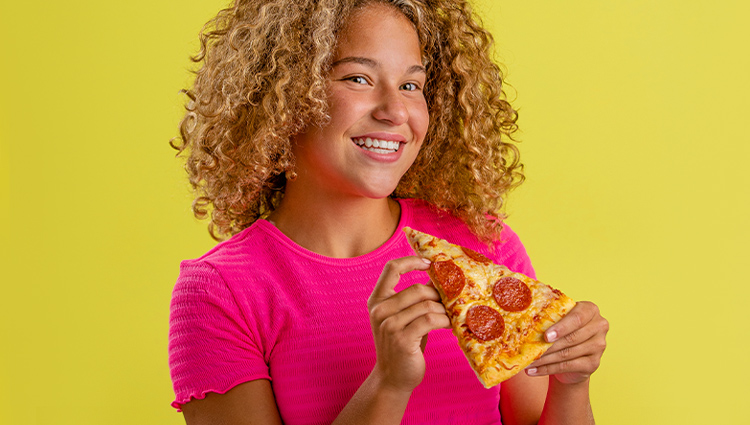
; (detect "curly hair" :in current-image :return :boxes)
[172,0,524,242]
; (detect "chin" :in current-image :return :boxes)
[358,182,401,200]
[362,189,399,200]
[346,171,408,200]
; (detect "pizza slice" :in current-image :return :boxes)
[403,227,576,388]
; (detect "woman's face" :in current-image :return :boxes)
[290,3,429,200]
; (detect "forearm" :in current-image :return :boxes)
[331,371,412,425]
[538,377,595,425]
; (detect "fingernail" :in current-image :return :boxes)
[422,258,431,264]
[546,330,558,342]
[526,367,538,376]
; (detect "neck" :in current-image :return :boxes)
[267,183,401,258]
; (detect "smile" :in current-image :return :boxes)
[353,137,401,154]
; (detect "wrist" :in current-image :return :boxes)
[550,375,590,390]
[332,370,413,425]
[368,367,417,399]
[539,377,594,425]
[546,376,592,413]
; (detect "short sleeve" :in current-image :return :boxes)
[494,224,537,280]
[168,261,271,411]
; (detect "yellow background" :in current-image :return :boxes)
[1,0,747,424]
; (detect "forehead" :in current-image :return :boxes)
[335,3,421,57]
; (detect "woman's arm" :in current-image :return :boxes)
[180,256,448,425]
[535,301,607,424]
[331,256,451,424]
[500,301,609,425]
[180,379,283,425]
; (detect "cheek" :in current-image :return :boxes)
[326,90,367,128]
[412,102,430,141]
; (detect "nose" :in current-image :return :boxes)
[372,86,409,126]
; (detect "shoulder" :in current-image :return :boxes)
[171,220,287,319]
[177,220,288,283]
[183,220,272,266]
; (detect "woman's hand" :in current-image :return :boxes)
[367,256,451,393]
[526,301,609,385]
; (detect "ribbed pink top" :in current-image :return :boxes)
[168,198,535,424]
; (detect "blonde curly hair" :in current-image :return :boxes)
[172,0,524,242]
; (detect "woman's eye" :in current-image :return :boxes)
[401,82,420,91]
[347,76,368,85]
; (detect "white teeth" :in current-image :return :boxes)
[353,137,401,153]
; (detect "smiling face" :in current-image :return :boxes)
[289,2,429,201]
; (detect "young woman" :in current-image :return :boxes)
[168,1,609,424]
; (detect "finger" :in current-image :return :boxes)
[543,301,598,344]
[525,354,601,379]
[370,284,442,322]
[530,334,601,368]
[400,313,452,350]
[543,319,601,355]
[377,299,447,332]
[545,319,609,360]
[368,257,431,307]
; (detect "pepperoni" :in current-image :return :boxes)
[466,305,504,341]
[461,247,491,264]
[493,277,532,312]
[431,260,465,299]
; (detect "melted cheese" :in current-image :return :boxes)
[404,227,576,386]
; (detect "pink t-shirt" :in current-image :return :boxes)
[168,198,535,424]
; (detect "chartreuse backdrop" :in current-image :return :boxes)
[1,0,747,424]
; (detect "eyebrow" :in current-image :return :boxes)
[330,56,426,75]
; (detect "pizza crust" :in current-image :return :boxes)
[405,227,576,388]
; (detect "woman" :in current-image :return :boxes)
[169,0,609,423]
